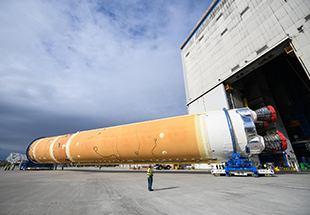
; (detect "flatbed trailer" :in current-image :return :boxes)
[19,160,54,170]
[211,168,274,177]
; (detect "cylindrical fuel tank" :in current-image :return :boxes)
[26,108,277,165]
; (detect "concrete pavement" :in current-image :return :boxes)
[0,167,309,215]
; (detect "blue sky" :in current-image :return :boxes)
[0,0,213,160]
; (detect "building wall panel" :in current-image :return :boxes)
[181,0,310,113]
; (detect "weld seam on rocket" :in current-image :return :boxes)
[50,136,61,163]
[65,132,79,162]
[32,139,44,163]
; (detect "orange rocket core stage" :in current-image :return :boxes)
[27,114,212,165]
[26,106,287,165]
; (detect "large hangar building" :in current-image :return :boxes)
[180,0,310,168]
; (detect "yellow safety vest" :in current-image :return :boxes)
[147,168,153,177]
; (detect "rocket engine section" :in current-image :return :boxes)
[26,106,287,165]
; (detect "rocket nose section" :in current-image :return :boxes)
[26,137,44,163]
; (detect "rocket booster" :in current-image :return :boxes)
[26,106,287,165]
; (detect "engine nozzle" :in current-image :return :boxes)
[255,105,277,123]
[263,132,287,153]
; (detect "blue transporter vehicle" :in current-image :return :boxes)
[211,153,274,177]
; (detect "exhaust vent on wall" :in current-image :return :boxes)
[240,6,249,17]
[256,45,268,55]
[231,64,240,72]
[221,28,228,36]
[216,13,223,21]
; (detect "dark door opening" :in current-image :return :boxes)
[229,51,310,164]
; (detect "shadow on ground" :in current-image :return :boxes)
[153,186,180,191]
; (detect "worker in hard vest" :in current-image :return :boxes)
[147,165,154,191]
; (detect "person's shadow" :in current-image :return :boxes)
[153,186,180,191]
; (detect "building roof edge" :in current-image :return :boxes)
[180,0,220,50]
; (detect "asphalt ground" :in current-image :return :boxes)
[0,167,309,215]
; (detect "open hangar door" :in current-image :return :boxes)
[224,42,310,169]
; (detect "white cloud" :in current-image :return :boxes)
[0,0,212,159]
